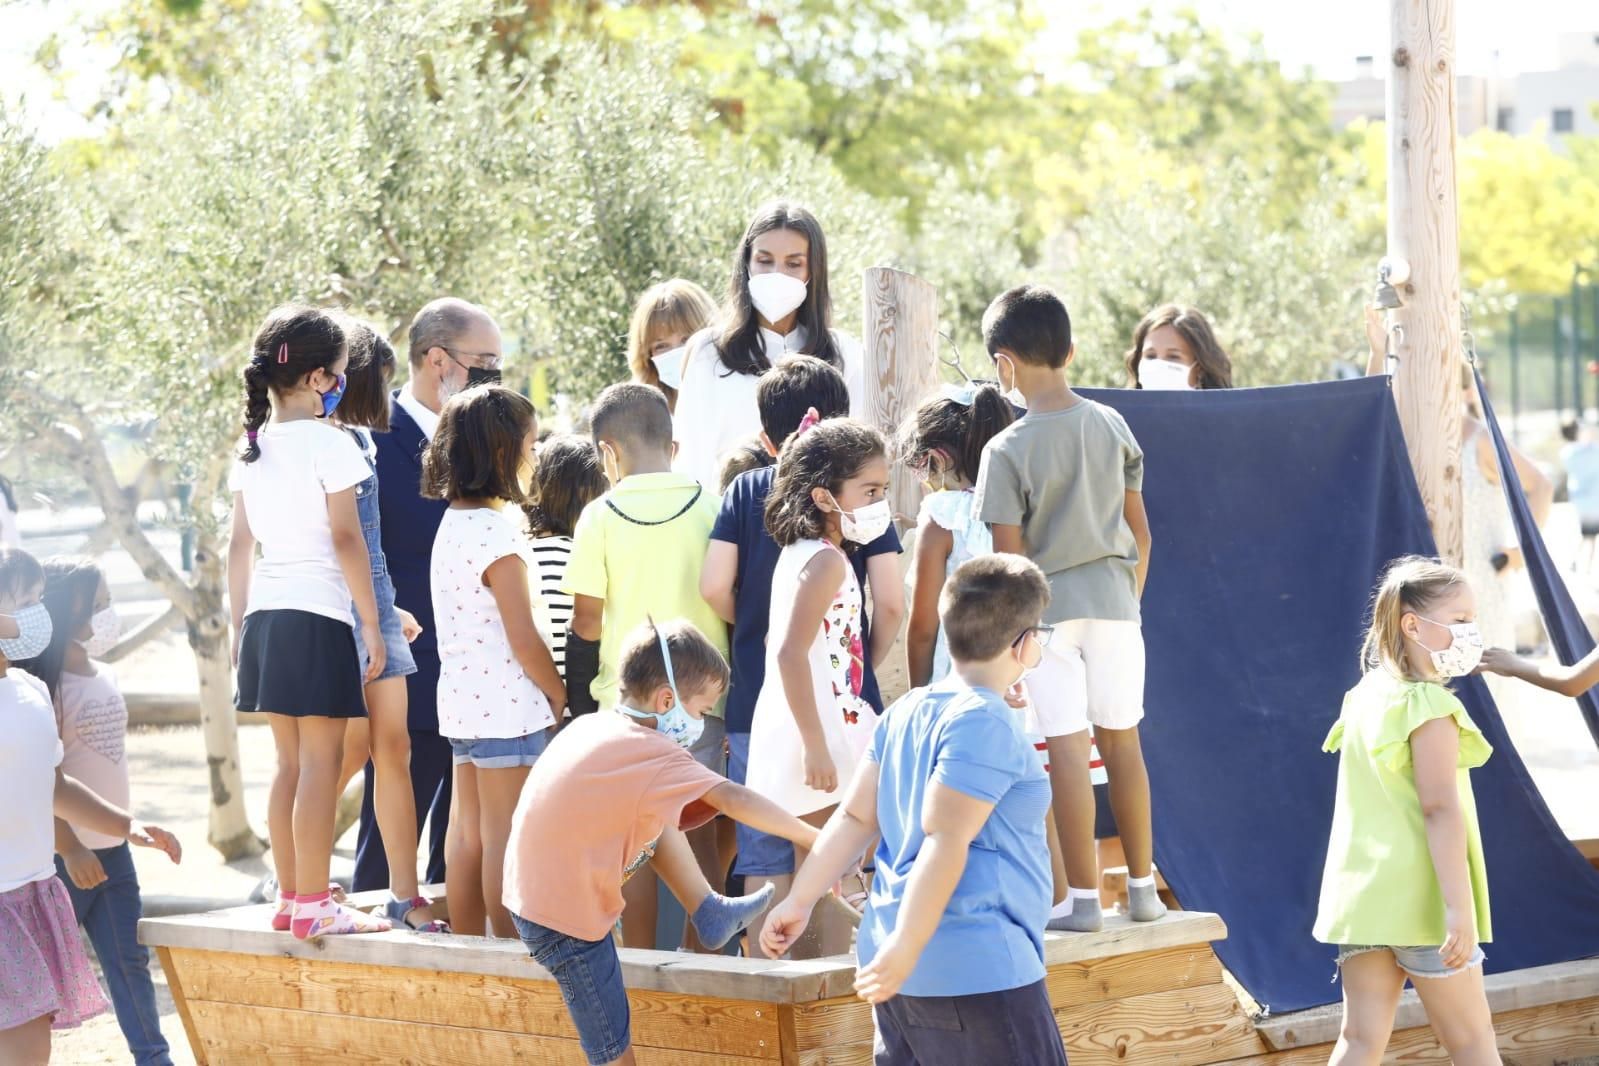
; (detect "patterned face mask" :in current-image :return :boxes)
[0,602,53,661]
[617,624,705,750]
[1416,616,1484,678]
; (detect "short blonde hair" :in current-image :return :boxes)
[1360,556,1469,680]
[627,279,717,395]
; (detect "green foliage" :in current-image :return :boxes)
[1056,162,1375,387]
[0,114,61,384]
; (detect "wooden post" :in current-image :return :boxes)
[1388,0,1465,565]
[861,267,940,528]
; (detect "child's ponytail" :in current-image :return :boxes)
[897,382,1015,487]
[959,384,1014,483]
[239,361,271,463]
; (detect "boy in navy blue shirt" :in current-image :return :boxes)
[701,356,903,911]
[760,554,1066,1066]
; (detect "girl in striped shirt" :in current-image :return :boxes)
[524,435,609,692]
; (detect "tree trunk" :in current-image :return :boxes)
[189,534,265,860]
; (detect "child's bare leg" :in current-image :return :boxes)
[266,714,301,899]
[716,816,738,883]
[1096,726,1164,922]
[366,679,431,923]
[680,820,722,952]
[1044,732,1102,931]
[1329,951,1406,1066]
[445,762,485,936]
[476,764,531,939]
[291,717,347,896]
[620,866,659,948]
[1411,965,1501,1066]
[1045,811,1069,907]
[651,827,774,950]
[337,717,369,796]
[0,1014,51,1064]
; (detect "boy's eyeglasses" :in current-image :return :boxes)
[1012,624,1055,650]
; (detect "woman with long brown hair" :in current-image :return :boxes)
[1124,304,1234,391]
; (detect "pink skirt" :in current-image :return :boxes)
[0,875,107,1032]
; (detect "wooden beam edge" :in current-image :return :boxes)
[1255,957,1599,1050]
[1042,910,1228,967]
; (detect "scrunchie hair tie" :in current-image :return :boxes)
[246,430,259,443]
[796,406,823,437]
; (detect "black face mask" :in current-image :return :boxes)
[467,367,502,390]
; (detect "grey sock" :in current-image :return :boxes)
[1046,896,1103,933]
[1128,881,1168,923]
[690,882,777,950]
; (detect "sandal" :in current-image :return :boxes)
[384,895,451,934]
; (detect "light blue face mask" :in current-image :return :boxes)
[0,602,54,661]
[618,624,705,750]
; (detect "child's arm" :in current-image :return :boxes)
[1411,717,1477,971]
[778,549,848,793]
[226,493,255,666]
[328,486,384,683]
[55,817,107,890]
[905,514,954,688]
[760,757,881,958]
[486,553,567,716]
[852,782,995,1004]
[566,594,603,716]
[1480,644,1599,698]
[53,769,181,863]
[865,552,904,672]
[990,523,1024,555]
[701,541,739,625]
[702,780,820,852]
[1124,490,1152,598]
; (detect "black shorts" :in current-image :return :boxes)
[235,609,367,718]
[1583,520,1599,538]
[1094,781,1118,839]
[873,980,1068,1066]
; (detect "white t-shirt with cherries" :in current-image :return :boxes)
[228,420,372,626]
[431,506,556,741]
[0,669,65,892]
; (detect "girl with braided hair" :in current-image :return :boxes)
[227,304,391,938]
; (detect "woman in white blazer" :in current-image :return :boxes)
[671,200,866,490]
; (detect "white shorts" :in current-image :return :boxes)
[1022,619,1145,739]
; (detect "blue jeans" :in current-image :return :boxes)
[513,914,630,1065]
[54,844,172,1066]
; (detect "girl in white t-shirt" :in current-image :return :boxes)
[424,385,566,938]
[227,305,390,940]
[0,547,180,1064]
[671,200,868,489]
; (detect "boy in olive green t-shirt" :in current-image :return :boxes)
[971,284,1161,935]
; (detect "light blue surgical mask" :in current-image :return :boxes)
[618,624,705,750]
[0,602,53,661]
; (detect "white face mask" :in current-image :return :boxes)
[651,346,687,391]
[1138,358,1195,391]
[832,496,893,545]
[748,272,808,323]
[994,353,1027,408]
[1416,616,1484,678]
[83,606,121,659]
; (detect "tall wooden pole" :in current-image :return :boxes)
[1388,0,1465,565]
[861,267,940,529]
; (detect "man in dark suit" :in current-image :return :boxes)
[354,297,504,892]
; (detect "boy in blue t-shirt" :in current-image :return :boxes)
[701,356,903,901]
[760,554,1065,1066]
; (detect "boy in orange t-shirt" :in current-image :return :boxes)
[504,620,818,1066]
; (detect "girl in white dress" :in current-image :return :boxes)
[899,382,1016,686]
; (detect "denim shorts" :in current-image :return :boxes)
[1335,944,1487,980]
[350,462,417,684]
[727,732,795,877]
[513,914,630,1066]
[449,729,550,769]
[873,980,1068,1066]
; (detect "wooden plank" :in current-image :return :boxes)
[154,946,209,1066]
[1042,911,1228,968]
[185,999,762,1066]
[1221,994,1599,1065]
[785,995,875,1051]
[1047,945,1224,1008]
[141,908,857,1003]
[1256,957,1599,1050]
[1055,983,1261,1066]
[861,266,939,532]
[170,948,781,1059]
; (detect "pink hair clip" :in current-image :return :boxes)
[796,406,822,436]
[277,341,289,364]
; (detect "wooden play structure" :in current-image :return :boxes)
[142,894,1599,1064]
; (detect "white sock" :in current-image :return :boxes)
[1127,874,1157,889]
[1049,898,1074,919]
[1069,887,1099,901]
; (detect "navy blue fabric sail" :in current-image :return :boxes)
[1076,377,1599,1015]
[1474,368,1599,749]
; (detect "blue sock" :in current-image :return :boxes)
[690,882,777,950]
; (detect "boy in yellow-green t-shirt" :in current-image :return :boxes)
[562,382,731,951]
[1314,556,1498,1065]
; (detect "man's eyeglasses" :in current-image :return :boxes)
[439,346,503,372]
[1011,624,1055,650]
